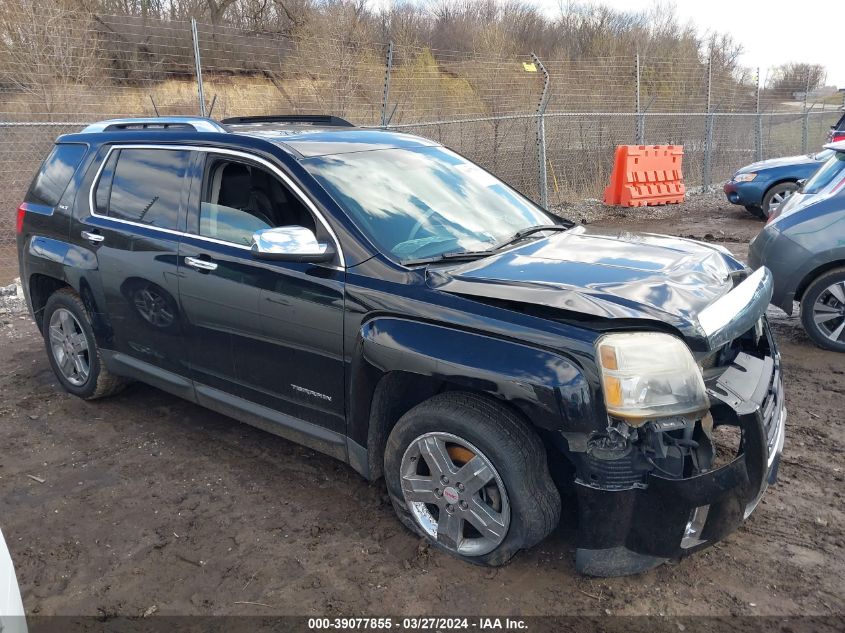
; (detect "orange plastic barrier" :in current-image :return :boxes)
[603,145,685,207]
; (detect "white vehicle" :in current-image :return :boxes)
[0,529,26,633]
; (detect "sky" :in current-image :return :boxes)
[530,0,844,87]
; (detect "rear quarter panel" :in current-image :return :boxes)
[18,142,96,322]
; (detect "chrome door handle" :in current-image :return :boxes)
[184,256,218,272]
[81,230,105,244]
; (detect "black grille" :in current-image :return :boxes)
[583,452,644,489]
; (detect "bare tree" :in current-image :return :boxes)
[769,63,826,97]
[0,1,103,118]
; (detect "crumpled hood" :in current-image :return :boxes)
[427,226,746,342]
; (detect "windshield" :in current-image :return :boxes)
[803,151,845,195]
[303,146,556,263]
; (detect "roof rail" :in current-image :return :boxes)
[81,117,228,134]
[220,115,355,127]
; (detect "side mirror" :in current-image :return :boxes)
[796,178,807,192]
[251,226,334,263]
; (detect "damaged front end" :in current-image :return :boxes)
[567,276,786,577]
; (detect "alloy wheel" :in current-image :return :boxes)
[766,190,793,214]
[812,281,845,343]
[48,308,90,386]
[399,432,510,556]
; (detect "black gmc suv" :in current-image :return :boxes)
[16,115,786,576]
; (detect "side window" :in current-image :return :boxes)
[96,148,190,230]
[26,143,88,206]
[196,156,316,247]
[94,150,118,215]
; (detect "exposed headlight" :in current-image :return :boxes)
[596,332,709,425]
[734,173,757,182]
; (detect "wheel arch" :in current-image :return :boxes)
[28,273,71,330]
[24,235,105,331]
[348,316,600,480]
[363,372,548,481]
[795,259,845,302]
[28,270,107,341]
[762,178,799,200]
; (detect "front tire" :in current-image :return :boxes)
[42,289,127,399]
[384,392,561,566]
[800,268,845,352]
[761,182,798,219]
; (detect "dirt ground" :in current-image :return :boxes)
[0,192,843,619]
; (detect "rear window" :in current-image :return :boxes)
[26,143,87,206]
[803,151,845,195]
[95,148,190,230]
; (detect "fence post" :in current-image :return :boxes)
[635,53,644,144]
[380,41,394,128]
[801,70,811,154]
[532,53,550,208]
[703,56,713,191]
[755,67,763,161]
[191,19,207,117]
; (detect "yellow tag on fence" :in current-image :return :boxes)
[522,62,537,72]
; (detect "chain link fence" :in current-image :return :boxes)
[1,6,842,281]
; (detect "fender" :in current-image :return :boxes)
[25,235,113,343]
[776,247,845,313]
[795,249,845,294]
[347,316,601,477]
[27,235,74,274]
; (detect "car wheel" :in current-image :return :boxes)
[744,205,766,220]
[384,392,561,566]
[761,182,798,219]
[42,288,128,399]
[800,268,845,352]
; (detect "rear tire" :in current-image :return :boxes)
[761,182,798,219]
[384,392,561,566]
[42,288,128,399]
[800,268,845,353]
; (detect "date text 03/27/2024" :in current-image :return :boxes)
[307,617,528,630]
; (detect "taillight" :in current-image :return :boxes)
[833,132,845,143]
[16,203,26,235]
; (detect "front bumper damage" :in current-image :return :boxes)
[573,349,786,577]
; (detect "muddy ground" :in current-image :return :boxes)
[0,192,843,619]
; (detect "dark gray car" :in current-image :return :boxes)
[749,141,845,351]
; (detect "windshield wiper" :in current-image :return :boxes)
[403,249,497,266]
[492,224,570,250]
[403,224,571,266]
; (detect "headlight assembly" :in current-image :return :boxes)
[734,173,757,182]
[596,332,709,426]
